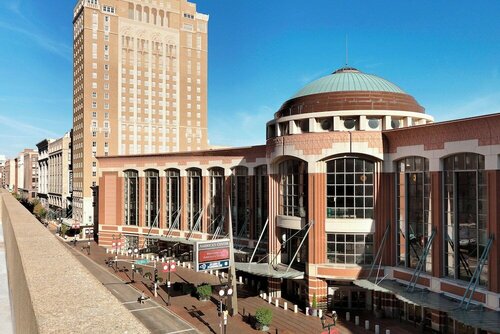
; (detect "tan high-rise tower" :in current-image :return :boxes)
[72,0,208,225]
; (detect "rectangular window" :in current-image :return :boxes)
[326,233,374,265]
[326,158,374,219]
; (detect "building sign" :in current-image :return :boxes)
[194,239,230,272]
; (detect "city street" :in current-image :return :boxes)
[64,242,199,334]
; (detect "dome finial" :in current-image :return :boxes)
[345,33,349,67]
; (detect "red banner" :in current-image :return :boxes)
[199,248,229,262]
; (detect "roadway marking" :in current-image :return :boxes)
[122,300,141,305]
[165,329,197,334]
[130,306,161,313]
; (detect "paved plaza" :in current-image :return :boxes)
[57,231,420,334]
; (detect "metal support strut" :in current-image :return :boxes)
[459,235,494,310]
[406,227,436,292]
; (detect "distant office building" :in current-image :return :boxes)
[72,0,209,227]
[3,159,15,192]
[36,139,53,207]
[48,131,73,217]
[21,149,38,200]
[0,155,5,189]
[97,67,500,333]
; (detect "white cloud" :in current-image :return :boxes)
[0,114,61,157]
[209,106,273,147]
[431,92,500,122]
[0,1,71,61]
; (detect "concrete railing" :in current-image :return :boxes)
[0,190,149,333]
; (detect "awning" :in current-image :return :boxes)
[149,235,197,246]
[235,262,304,279]
[354,279,500,333]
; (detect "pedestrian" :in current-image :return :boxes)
[140,291,146,304]
[332,310,338,326]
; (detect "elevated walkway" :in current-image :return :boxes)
[0,189,149,333]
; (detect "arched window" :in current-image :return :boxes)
[124,170,138,226]
[443,153,488,285]
[145,169,159,227]
[254,165,268,239]
[187,168,202,231]
[396,156,432,271]
[209,168,224,234]
[165,169,180,228]
[231,166,249,237]
[326,157,374,219]
[279,159,307,217]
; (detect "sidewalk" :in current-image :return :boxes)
[66,237,419,334]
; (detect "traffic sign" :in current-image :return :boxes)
[161,261,176,273]
[135,259,149,265]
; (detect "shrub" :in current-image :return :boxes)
[312,293,318,309]
[255,307,273,326]
[196,283,212,299]
[60,224,68,237]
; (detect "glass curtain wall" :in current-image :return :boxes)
[279,159,307,217]
[254,165,268,239]
[209,167,224,234]
[145,169,159,227]
[444,153,488,285]
[326,157,374,219]
[124,170,138,226]
[187,168,202,231]
[231,166,249,237]
[165,169,180,229]
[396,156,432,272]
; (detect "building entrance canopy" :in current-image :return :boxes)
[235,262,304,279]
[354,279,500,333]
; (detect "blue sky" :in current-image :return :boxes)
[0,0,499,158]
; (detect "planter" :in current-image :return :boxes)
[310,308,318,317]
[256,323,269,332]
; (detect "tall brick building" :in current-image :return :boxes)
[72,0,208,226]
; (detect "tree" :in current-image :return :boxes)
[33,202,47,220]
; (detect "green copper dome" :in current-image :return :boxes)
[292,67,405,99]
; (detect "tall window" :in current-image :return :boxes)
[231,166,249,237]
[255,165,268,239]
[396,156,432,271]
[145,169,159,227]
[279,159,307,217]
[187,168,202,231]
[209,168,224,234]
[124,170,138,226]
[326,157,374,219]
[165,169,180,228]
[444,153,488,285]
[327,233,373,265]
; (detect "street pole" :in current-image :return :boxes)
[167,260,172,306]
[226,197,238,316]
[153,260,158,297]
[131,263,135,282]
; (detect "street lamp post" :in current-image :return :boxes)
[85,228,94,255]
[218,285,233,334]
[111,234,122,271]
